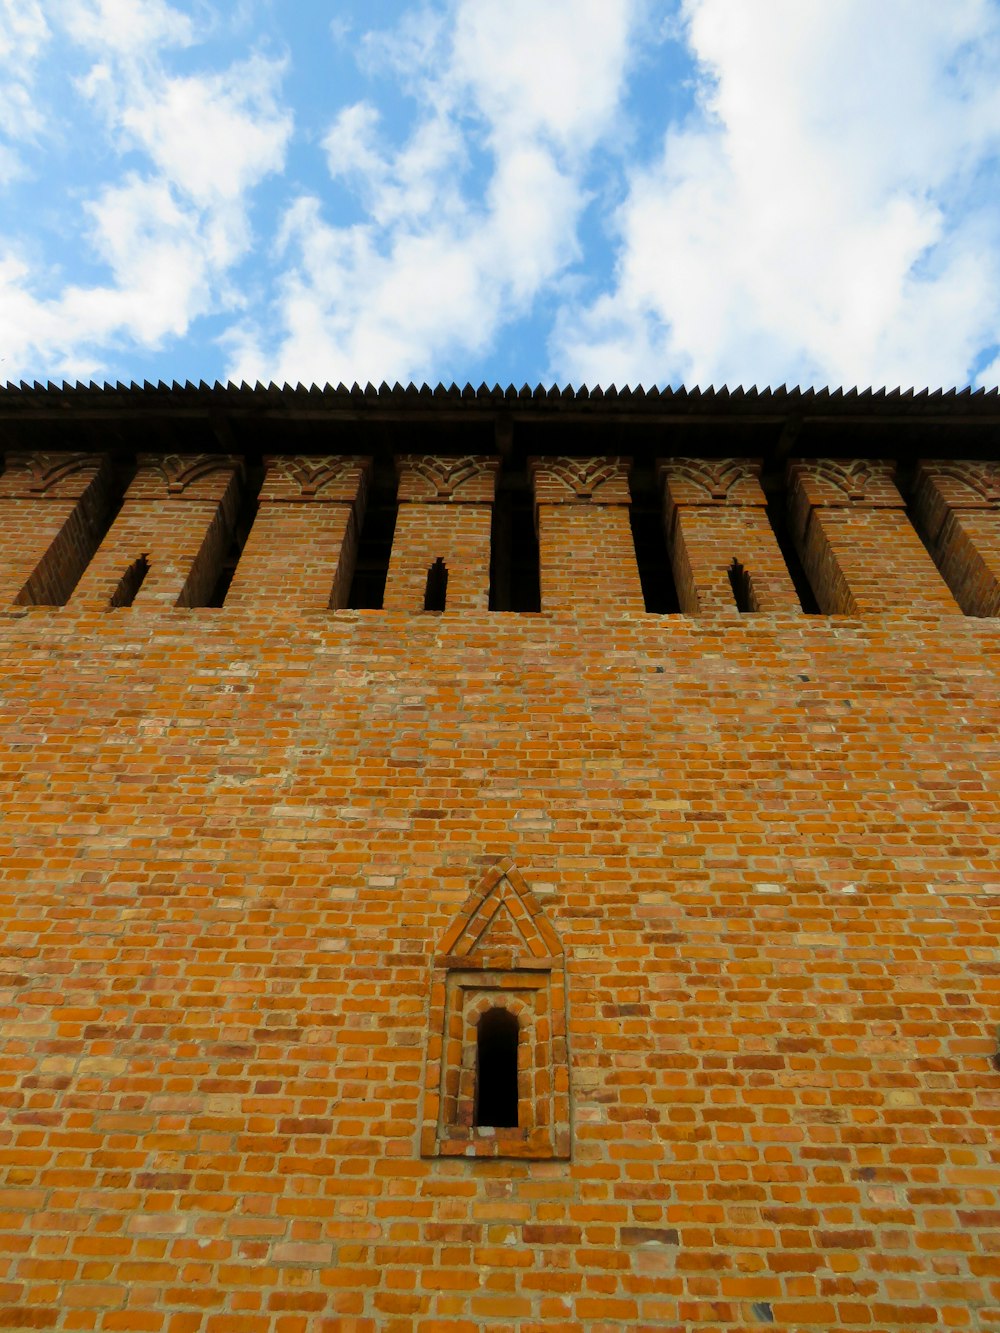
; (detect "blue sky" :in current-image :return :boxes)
[2,0,999,391]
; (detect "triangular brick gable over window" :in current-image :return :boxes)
[422,859,570,1160]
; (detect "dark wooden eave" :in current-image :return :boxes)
[0,380,997,468]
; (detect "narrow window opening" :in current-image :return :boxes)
[109,554,150,608]
[628,468,680,613]
[205,463,263,608]
[475,1008,519,1128]
[347,461,398,609]
[764,500,821,614]
[728,558,757,613]
[489,474,540,612]
[423,557,448,611]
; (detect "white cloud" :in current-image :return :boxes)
[227,0,641,386]
[0,0,50,177]
[0,178,220,379]
[117,54,290,206]
[58,0,194,56]
[551,0,1000,390]
[0,0,292,380]
[449,0,635,152]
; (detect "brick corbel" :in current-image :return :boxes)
[395,455,499,503]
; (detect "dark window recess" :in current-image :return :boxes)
[109,554,150,608]
[489,480,540,612]
[629,473,680,613]
[728,558,757,613]
[205,532,242,608]
[475,1008,519,1128]
[765,503,821,614]
[347,465,398,609]
[206,464,263,608]
[423,558,448,611]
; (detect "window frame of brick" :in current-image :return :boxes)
[421,858,571,1161]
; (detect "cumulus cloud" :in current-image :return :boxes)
[58,0,194,56]
[551,0,1000,390]
[226,0,640,386]
[0,0,50,179]
[0,0,291,381]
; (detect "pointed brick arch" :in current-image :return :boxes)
[436,857,563,966]
[422,859,570,1160]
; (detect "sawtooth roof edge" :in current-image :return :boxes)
[1,379,998,403]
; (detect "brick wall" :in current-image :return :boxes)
[661,459,801,615]
[382,457,498,612]
[226,456,369,611]
[530,457,645,612]
[0,444,998,1331]
[70,455,242,609]
[788,459,961,616]
[910,461,1000,616]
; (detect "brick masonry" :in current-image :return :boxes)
[0,438,998,1330]
[383,457,499,613]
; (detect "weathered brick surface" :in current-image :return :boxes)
[226,456,369,611]
[531,458,644,612]
[661,459,801,615]
[70,456,242,609]
[383,457,498,612]
[788,459,961,615]
[0,444,998,1330]
[0,454,115,606]
[911,461,1000,616]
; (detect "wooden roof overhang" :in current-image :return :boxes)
[0,382,997,482]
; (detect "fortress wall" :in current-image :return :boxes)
[0,448,997,1329]
[0,605,996,1331]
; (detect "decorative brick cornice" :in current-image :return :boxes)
[132,454,242,501]
[659,458,766,507]
[788,458,902,507]
[529,457,632,505]
[396,455,499,503]
[261,455,371,503]
[915,460,1000,509]
[0,451,108,500]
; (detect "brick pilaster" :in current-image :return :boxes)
[70,454,242,608]
[530,457,644,613]
[910,461,1000,616]
[226,456,369,611]
[382,457,499,612]
[659,458,800,614]
[0,452,115,605]
[788,459,960,615]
